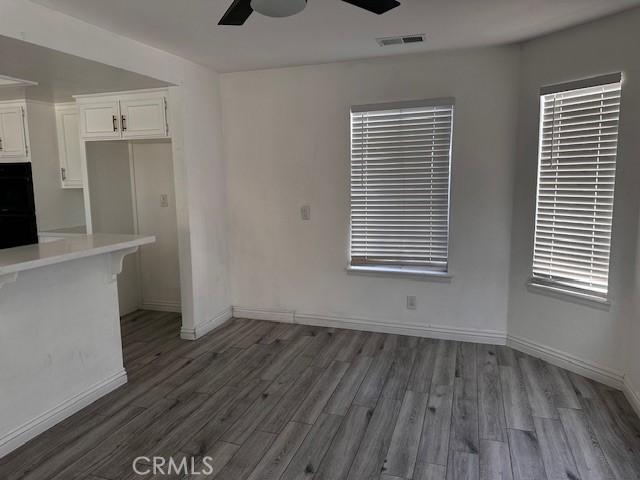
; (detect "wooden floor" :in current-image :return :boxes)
[2,311,640,480]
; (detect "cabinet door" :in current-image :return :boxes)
[56,107,83,188]
[79,101,121,139]
[0,107,28,157]
[120,96,167,139]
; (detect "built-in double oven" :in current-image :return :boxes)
[0,162,38,249]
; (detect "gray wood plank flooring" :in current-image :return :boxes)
[1,311,639,480]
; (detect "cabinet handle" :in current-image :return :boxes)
[0,137,3,151]
[61,167,67,181]
[121,115,127,132]
[112,115,118,132]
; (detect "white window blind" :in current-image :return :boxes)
[350,99,454,272]
[532,73,622,298]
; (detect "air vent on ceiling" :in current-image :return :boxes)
[376,34,425,47]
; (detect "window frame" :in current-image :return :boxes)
[529,73,623,304]
[348,98,455,277]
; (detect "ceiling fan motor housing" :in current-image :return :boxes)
[250,0,307,17]
[219,0,400,26]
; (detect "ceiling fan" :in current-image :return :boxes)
[219,0,401,25]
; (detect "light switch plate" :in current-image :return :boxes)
[301,205,311,221]
[160,194,169,208]
[407,296,417,310]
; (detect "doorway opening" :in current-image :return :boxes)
[86,139,181,316]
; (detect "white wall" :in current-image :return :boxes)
[507,9,640,381]
[86,141,139,315]
[131,141,181,311]
[170,72,231,338]
[629,215,640,412]
[0,0,231,335]
[221,47,520,338]
[27,101,85,231]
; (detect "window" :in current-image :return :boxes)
[349,98,454,274]
[531,73,623,300]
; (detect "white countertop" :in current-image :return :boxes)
[0,234,155,275]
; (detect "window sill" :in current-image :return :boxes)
[526,279,611,310]
[346,265,452,282]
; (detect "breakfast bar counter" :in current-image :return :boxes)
[0,233,154,456]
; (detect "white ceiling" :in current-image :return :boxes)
[30,0,640,73]
[0,35,169,102]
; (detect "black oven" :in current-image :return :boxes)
[0,162,38,249]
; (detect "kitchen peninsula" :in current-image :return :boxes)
[0,233,154,456]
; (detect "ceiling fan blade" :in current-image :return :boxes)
[219,0,253,25]
[342,0,400,15]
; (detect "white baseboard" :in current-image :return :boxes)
[181,307,233,340]
[0,369,127,458]
[232,307,295,324]
[623,376,640,419]
[507,334,624,389]
[232,306,505,345]
[296,312,507,345]
[140,300,181,313]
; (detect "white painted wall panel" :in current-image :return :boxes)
[221,47,520,335]
[131,141,181,310]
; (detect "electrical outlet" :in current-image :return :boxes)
[160,194,169,208]
[406,296,417,310]
[301,205,311,221]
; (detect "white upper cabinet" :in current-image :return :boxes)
[55,104,83,188]
[0,105,28,158]
[120,96,167,139]
[79,100,120,139]
[76,90,169,141]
